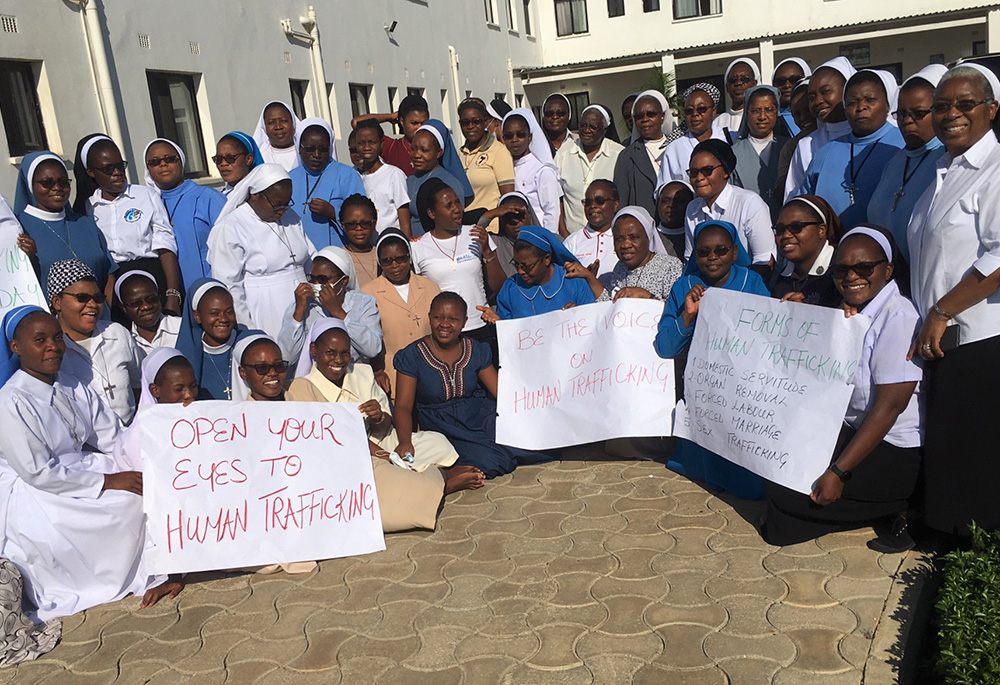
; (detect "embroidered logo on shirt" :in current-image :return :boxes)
[123,208,143,223]
[476,153,489,167]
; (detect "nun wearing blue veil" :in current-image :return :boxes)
[655,220,769,500]
[488,225,595,320]
[406,119,475,235]
[14,151,117,291]
[216,131,265,196]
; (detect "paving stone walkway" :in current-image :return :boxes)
[3,456,922,684]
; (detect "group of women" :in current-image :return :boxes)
[0,58,998,642]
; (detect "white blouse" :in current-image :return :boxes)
[60,320,144,424]
[563,226,620,283]
[410,227,495,332]
[658,125,728,185]
[130,314,181,355]
[513,153,563,235]
[684,182,775,265]
[87,184,176,262]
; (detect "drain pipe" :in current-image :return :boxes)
[68,0,125,147]
[282,6,333,123]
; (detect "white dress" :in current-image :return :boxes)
[0,371,162,621]
[60,320,145,425]
[207,203,316,339]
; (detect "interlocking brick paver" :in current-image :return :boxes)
[590,573,670,600]
[784,627,856,673]
[703,632,796,663]
[633,663,728,685]
[704,576,787,601]
[502,663,594,685]
[768,601,859,633]
[716,656,785,683]
[643,600,728,629]
[526,624,586,668]
[574,630,663,661]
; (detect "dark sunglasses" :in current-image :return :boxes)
[543,109,568,118]
[301,145,330,155]
[832,259,888,279]
[727,75,754,86]
[146,155,181,168]
[63,292,106,305]
[342,220,376,231]
[773,75,803,87]
[684,105,712,117]
[459,117,484,127]
[308,274,344,284]
[695,245,733,258]
[122,294,161,309]
[772,220,823,236]
[510,258,544,273]
[91,161,128,176]
[583,196,613,207]
[634,109,662,121]
[36,177,71,190]
[212,153,247,165]
[502,130,529,140]
[893,109,932,122]
[931,99,991,115]
[378,255,409,267]
[687,164,722,179]
[242,361,288,376]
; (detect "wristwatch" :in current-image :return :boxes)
[828,463,852,483]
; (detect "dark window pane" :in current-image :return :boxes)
[146,72,208,177]
[643,0,660,10]
[289,80,308,120]
[523,0,532,34]
[0,60,48,157]
[608,0,624,18]
[349,84,371,119]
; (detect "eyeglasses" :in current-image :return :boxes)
[35,177,71,190]
[378,255,409,267]
[832,259,888,278]
[212,153,247,166]
[146,155,181,168]
[300,145,330,156]
[342,220,376,231]
[684,105,712,117]
[510,258,544,274]
[242,361,288,376]
[772,220,823,236]
[634,109,662,121]
[583,196,613,207]
[687,164,722,179]
[259,192,291,213]
[543,109,568,118]
[773,75,803,87]
[459,117,484,127]
[748,107,777,116]
[63,291,106,304]
[90,161,128,176]
[931,99,991,115]
[577,122,603,133]
[308,274,337,284]
[727,75,754,86]
[893,108,932,122]
[502,130,528,140]
[694,245,734,258]
[122,294,160,309]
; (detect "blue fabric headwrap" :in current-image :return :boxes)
[683,220,752,276]
[14,151,66,215]
[516,225,579,267]
[221,131,265,168]
[418,119,474,200]
[175,277,230,384]
[1,305,47,388]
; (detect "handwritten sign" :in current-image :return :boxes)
[0,233,46,319]
[674,289,869,495]
[140,401,385,575]
[496,299,675,450]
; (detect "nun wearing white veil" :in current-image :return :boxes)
[613,90,675,216]
[716,57,762,134]
[500,108,564,235]
[207,164,316,340]
[253,101,302,172]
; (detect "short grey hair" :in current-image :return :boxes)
[936,65,995,102]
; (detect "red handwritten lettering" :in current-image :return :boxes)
[260,455,303,478]
[517,328,544,350]
[172,459,196,491]
[170,414,249,449]
[569,351,592,369]
[268,414,343,452]
[165,501,249,553]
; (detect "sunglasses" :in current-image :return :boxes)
[543,109,568,118]
[122,294,160,309]
[695,245,734,258]
[301,145,330,156]
[634,109,662,121]
[91,161,128,176]
[687,164,722,179]
[36,177,71,190]
[772,220,823,236]
[684,105,712,117]
[930,99,991,115]
[459,118,484,127]
[342,220,376,231]
[832,259,888,278]
[502,130,529,140]
[727,75,754,86]
[583,196,613,207]
[748,106,777,117]
[212,153,248,165]
[378,255,409,267]
[773,75,803,87]
[260,192,291,212]
[308,274,346,285]
[146,155,181,168]
[893,108,932,122]
[242,361,288,376]
[63,292,106,305]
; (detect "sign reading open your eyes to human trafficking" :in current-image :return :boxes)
[496,299,677,450]
[140,401,385,575]
[0,233,47,320]
[674,289,870,495]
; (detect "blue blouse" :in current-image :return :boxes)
[18,206,118,289]
[159,179,226,291]
[289,161,367,249]
[495,265,596,319]
[407,167,474,236]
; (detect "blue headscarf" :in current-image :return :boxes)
[221,131,265,168]
[175,277,231,384]
[516,225,579,267]
[683,220,751,276]
[1,305,47,387]
[416,119,474,200]
[14,151,66,214]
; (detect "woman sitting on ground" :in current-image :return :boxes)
[114,270,181,354]
[174,278,248,401]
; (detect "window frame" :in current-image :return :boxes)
[607,0,625,18]
[0,59,48,158]
[146,70,209,179]
[672,0,722,21]
[554,0,588,37]
[348,83,372,119]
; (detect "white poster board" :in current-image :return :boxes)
[140,401,385,575]
[674,289,870,495]
[0,233,47,319]
[496,299,675,450]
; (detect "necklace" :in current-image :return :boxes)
[52,388,82,445]
[431,231,461,270]
[40,217,78,259]
[892,149,933,211]
[348,246,378,282]
[302,173,322,214]
[846,141,879,206]
[205,352,232,400]
[166,195,184,227]
[266,223,296,261]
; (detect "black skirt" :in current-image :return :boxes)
[763,425,920,546]
[922,333,1000,536]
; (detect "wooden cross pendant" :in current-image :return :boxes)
[892,188,905,211]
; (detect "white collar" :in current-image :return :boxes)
[89,183,135,205]
[24,205,66,221]
[947,131,998,170]
[780,242,836,277]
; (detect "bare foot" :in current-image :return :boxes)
[442,465,486,494]
[140,575,184,608]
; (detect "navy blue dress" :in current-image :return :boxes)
[394,337,544,478]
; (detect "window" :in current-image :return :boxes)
[407,87,424,99]
[974,40,988,57]
[146,72,208,177]
[564,91,590,129]
[523,0,532,34]
[289,80,308,119]
[673,0,721,20]
[494,92,507,103]
[515,94,524,107]
[0,60,47,157]
[484,0,497,24]
[387,86,398,113]
[506,0,517,30]
[608,0,624,17]
[554,0,588,36]
[349,83,371,119]
[643,0,660,10]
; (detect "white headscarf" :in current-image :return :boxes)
[142,138,186,194]
[502,107,556,167]
[772,57,812,82]
[230,333,272,402]
[580,104,612,129]
[630,90,672,142]
[138,347,185,406]
[113,269,158,302]
[314,245,358,291]
[544,93,573,120]
[724,58,762,84]
[416,123,445,150]
[903,64,948,89]
[253,101,302,165]
[214,163,291,224]
[80,135,113,169]
[612,205,668,255]
[847,70,900,126]
[295,117,339,163]
[962,63,1000,102]
[294,317,348,378]
[842,225,893,263]
[814,56,857,84]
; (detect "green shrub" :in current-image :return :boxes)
[935,524,1000,684]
